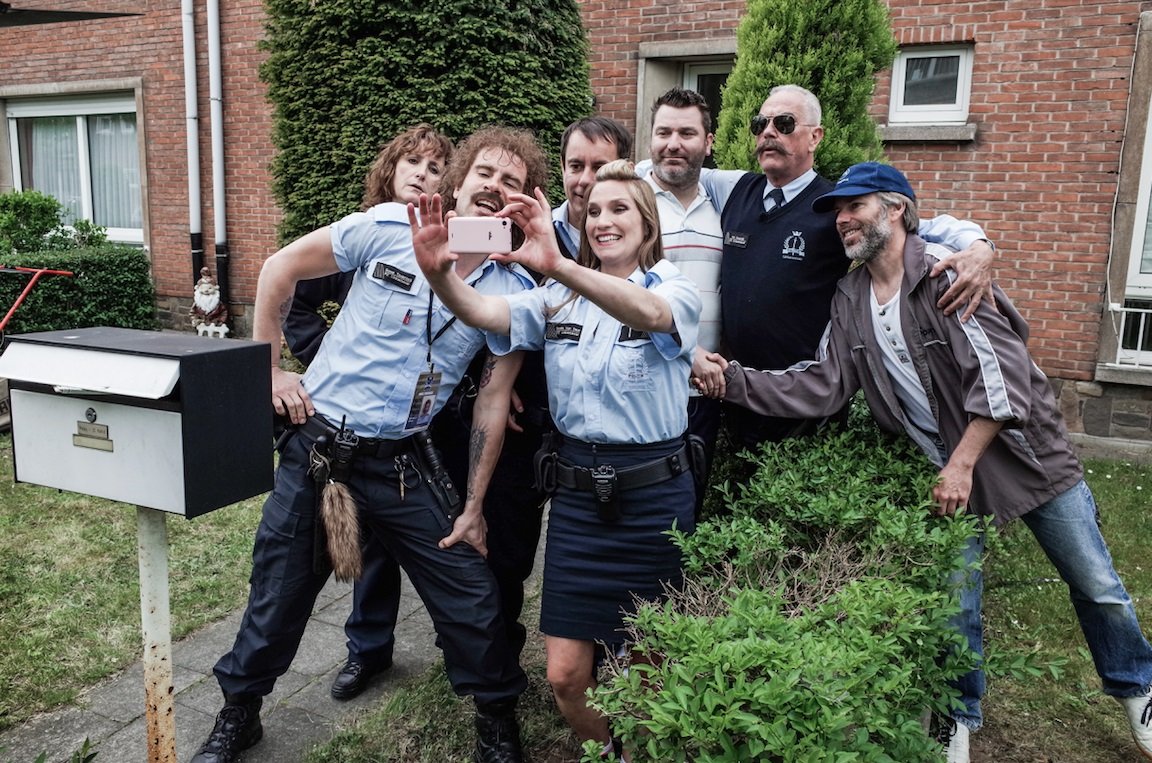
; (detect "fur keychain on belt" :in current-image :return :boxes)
[308,423,363,582]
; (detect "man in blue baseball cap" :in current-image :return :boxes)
[696,161,1152,763]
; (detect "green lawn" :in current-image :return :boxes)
[0,434,262,733]
[0,433,1148,762]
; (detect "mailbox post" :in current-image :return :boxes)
[0,327,273,761]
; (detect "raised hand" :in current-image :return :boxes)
[409,193,457,279]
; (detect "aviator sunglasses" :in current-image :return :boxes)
[749,113,803,136]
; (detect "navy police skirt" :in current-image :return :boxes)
[539,436,696,643]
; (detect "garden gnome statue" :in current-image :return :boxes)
[190,267,230,337]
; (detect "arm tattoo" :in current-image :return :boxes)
[466,425,488,502]
[478,354,498,389]
[277,296,292,324]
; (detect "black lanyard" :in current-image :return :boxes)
[425,288,457,373]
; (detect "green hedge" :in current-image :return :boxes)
[0,246,157,336]
[261,0,594,243]
[587,402,980,762]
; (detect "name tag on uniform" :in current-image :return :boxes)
[724,231,749,249]
[545,322,582,341]
[618,326,649,342]
[373,262,417,291]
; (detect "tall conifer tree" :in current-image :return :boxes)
[713,0,898,179]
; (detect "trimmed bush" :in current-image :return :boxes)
[0,246,157,335]
[261,0,594,243]
[586,401,980,762]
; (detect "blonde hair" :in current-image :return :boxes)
[547,160,664,318]
[575,159,664,272]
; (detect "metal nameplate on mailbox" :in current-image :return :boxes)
[74,419,112,452]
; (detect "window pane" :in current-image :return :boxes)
[16,117,82,222]
[88,113,141,230]
[903,55,960,106]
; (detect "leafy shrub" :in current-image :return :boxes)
[0,246,156,335]
[0,191,107,256]
[261,0,593,243]
[587,400,981,762]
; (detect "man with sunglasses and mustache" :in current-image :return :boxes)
[689,84,996,449]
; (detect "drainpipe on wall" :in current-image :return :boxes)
[181,0,203,284]
[207,0,229,306]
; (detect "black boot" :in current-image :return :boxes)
[189,695,264,763]
[473,699,523,763]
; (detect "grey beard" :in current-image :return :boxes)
[845,216,891,263]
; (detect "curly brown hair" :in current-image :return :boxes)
[360,124,454,210]
[441,126,550,211]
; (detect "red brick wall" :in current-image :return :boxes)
[3,0,1150,387]
[0,0,276,318]
[877,1,1152,381]
[581,0,1152,384]
[581,0,745,124]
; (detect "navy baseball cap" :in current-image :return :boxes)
[811,162,916,213]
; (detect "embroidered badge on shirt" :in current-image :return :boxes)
[373,262,417,290]
[545,322,583,341]
[782,230,806,261]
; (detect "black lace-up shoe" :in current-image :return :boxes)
[330,657,392,700]
[189,696,263,763]
[473,702,523,763]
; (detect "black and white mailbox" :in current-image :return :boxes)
[0,326,273,516]
[0,326,274,763]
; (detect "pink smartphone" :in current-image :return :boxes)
[448,216,513,255]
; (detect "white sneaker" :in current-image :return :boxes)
[935,716,970,763]
[1119,690,1152,760]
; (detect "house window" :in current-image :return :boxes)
[888,45,973,125]
[6,93,142,245]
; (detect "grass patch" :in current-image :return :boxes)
[978,458,1152,762]
[309,614,580,763]
[1,431,1149,762]
[0,434,261,733]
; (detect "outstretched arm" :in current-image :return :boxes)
[499,189,677,333]
[409,194,512,334]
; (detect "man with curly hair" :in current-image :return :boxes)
[190,126,548,763]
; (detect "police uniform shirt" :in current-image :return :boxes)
[305,202,535,439]
[488,259,701,445]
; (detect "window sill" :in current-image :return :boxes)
[1095,363,1152,387]
[878,123,977,143]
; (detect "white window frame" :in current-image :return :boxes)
[888,45,973,125]
[1124,93,1152,299]
[6,92,142,245]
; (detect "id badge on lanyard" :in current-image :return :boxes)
[403,369,442,432]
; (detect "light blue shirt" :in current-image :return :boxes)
[489,259,702,444]
[633,161,991,251]
[305,202,534,438]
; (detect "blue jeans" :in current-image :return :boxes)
[952,479,1152,729]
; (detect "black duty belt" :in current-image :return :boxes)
[298,416,413,459]
[554,443,690,493]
